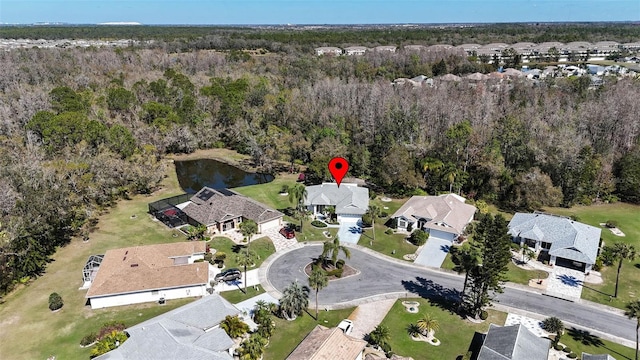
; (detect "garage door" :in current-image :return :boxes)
[428,229,456,242]
[259,218,282,232]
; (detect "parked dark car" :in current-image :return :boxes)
[214,268,241,282]
[280,227,296,239]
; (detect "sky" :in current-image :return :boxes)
[1,0,639,25]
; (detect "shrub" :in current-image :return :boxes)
[48,292,63,311]
[554,344,564,351]
[380,211,388,218]
[217,262,224,268]
[563,347,572,353]
[361,213,373,227]
[280,184,289,193]
[593,257,603,271]
[194,259,204,263]
[335,259,345,269]
[385,228,393,235]
[311,220,327,228]
[567,352,577,359]
[204,252,214,264]
[215,252,227,262]
[605,220,618,228]
[599,246,615,266]
[326,268,343,278]
[406,222,413,232]
[97,321,126,340]
[479,310,488,320]
[410,230,429,246]
[80,333,98,346]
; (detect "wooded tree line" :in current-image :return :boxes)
[0,30,639,296]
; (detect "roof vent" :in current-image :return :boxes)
[123,256,127,261]
[130,263,139,267]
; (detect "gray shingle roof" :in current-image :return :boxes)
[508,213,601,265]
[96,294,239,360]
[478,324,550,360]
[182,187,283,226]
[304,183,369,215]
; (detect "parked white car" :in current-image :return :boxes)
[337,319,354,335]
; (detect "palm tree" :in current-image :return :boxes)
[369,324,391,348]
[451,242,482,296]
[186,224,207,241]
[236,250,257,293]
[238,219,258,292]
[253,300,273,326]
[221,315,249,338]
[612,243,637,298]
[406,323,421,338]
[289,183,307,230]
[368,204,381,245]
[541,316,564,345]
[321,237,351,266]
[521,244,536,263]
[308,267,328,319]
[417,314,440,338]
[626,300,640,360]
[279,281,309,320]
[238,334,267,360]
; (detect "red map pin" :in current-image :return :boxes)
[328,157,349,187]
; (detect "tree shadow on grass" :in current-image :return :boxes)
[566,327,632,360]
[581,283,613,297]
[401,276,462,315]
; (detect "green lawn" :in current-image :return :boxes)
[358,223,418,261]
[234,173,300,214]
[560,326,636,360]
[380,299,507,359]
[441,251,549,285]
[208,236,275,270]
[263,307,355,360]
[219,286,266,304]
[541,203,640,309]
[0,162,196,360]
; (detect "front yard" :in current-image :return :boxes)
[542,203,640,309]
[208,236,275,270]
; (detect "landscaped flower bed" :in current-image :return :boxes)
[311,220,327,228]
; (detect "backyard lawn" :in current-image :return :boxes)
[263,307,355,360]
[208,236,275,270]
[541,203,640,309]
[0,160,196,360]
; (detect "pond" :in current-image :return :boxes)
[175,159,274,193]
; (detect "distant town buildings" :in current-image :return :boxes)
[315,41,640,63]
[0,38,140,50]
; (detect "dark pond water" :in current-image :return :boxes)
[175,159,274,194]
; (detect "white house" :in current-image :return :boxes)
[181,187,283,234]
[391,193,476,241]
[344,46,368,56]
[303,183,369,222]
[85,242,209,309]
[507,213,601,272]
[95,293,241,360]
[315,46,343,56]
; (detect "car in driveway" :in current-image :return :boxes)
[337,319,354,335]
[214,268,242,283]
[279,227,295,239]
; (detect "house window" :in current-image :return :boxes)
[398,220,406,228]
[152,290,159,296]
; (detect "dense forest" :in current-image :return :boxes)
[0,25,639,297]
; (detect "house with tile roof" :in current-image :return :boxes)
[391,193,476,241]
[181,187,283,234]
[303,183,369,222]
[85,241,209,309]
[477,323,550,360]
[286,325,367,360]
[507,212,601,272]
[95,293,241,360]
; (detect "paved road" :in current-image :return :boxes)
[266,245,636,343]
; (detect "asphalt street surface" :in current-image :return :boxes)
[267,245,636,342]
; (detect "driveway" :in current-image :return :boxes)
[336,217,362,244]
[413,235,451,268]
[546,266,585,300]
[264,245,637,343]
[262,225,298,251]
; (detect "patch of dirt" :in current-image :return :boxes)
[303,262,359,281]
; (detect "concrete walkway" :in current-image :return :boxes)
[413,236,451,268]
[347,299,396,340]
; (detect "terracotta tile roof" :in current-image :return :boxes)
[86,242,208,298]
[182,187,283,226]
[287,325,367,360]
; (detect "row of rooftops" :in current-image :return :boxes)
[0,38,139,50]
[316,41,640,56]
